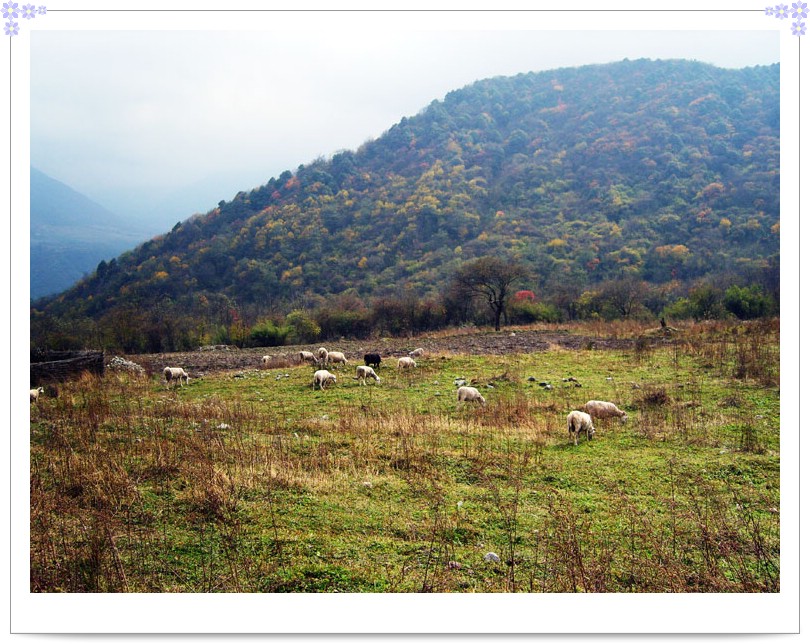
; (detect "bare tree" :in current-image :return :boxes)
[452,257,528,331]
[598,277,650,319]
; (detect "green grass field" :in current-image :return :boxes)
[30,322,780,592]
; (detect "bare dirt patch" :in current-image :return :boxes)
[126,328,676,378]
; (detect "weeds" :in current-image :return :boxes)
[30,328,779,592]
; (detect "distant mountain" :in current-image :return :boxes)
[30,168,151,299]
[32,59,779,351]
[89,169,261,235]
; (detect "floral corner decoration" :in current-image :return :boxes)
[3,4,809,38]
[4,3,46,37]
[766,2,807,36]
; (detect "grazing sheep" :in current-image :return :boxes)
[261,355,272,366]
[457,385,485,404]
[30,387,44,403]
[355,365,381,385]
[584,400,628,423]
[298,350,317,365]
[317,347,328,365]
[327,351,348,366]
[364,353,382,369]
[567,410,595,446]
[163,366,190,388]
[397,356,417,370]
[408,348,425,358]
[312,369,337,390]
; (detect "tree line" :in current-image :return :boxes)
[30,255,778,353]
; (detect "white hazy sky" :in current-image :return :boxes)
[30,27,780,227]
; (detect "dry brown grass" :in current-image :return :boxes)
[29,326,780,593]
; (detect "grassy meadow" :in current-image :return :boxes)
[29,321,780,593]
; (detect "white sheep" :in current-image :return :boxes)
[30,386,44,403]
[457,385,485,404]
[354,365,381,385]
[163,366,190,388]
[261,355,272,366]
[584,400,628,423]
[327,351,348,366]
[408,348,425,358]
[298,350,317,365]
[312,369,337,390]
[317,347,329,365]
[567,410,595,446]
[397,356,417,370]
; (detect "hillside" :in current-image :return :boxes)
[30,168,151,299]
[32,59,780,351]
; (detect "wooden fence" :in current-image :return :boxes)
[30,350,105,386]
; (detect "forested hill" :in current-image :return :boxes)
[33,59,779,350]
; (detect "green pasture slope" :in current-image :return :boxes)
[30,329,779,592]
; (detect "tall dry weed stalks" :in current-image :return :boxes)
[29,334,779,593]
[679,319,779,387]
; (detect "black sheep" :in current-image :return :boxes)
[364,353,381,369]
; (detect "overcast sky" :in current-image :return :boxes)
[30,29,780,230]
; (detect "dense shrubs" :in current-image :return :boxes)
[508,299,562,325]
[247,320,289,347]
[285,310,321,344]
[31,275,778,353]
[315,308,372,340]
[723,285,775,320]
[662,282,777,322]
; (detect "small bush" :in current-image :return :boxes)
[509,300,563,325]
[723,285,774,320]
[248,320,289,347]
[285,310,321,344]
[662,297,694,321]
[314,308,371,340]
[636,386,671,408]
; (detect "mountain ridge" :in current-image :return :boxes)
[32,58,780,350]
[30,167,154,299]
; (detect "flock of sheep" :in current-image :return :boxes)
[155,345,629,447]
[271,346,424,391]
[29,346,627,448]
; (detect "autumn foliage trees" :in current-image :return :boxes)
[31,59,779,352]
